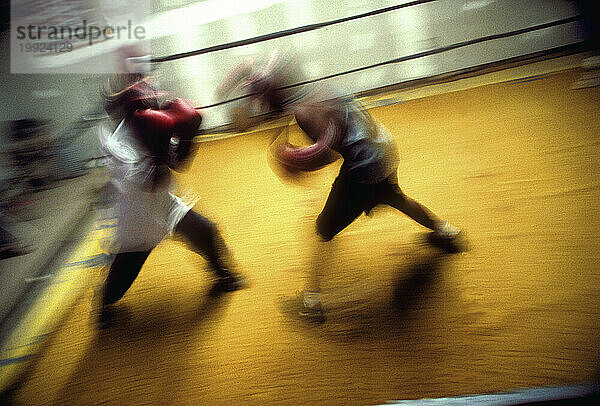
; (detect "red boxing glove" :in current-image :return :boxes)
[132,98,202,152]
[134,98,201,133]
[275,140,338,172]
[160,98,202,133]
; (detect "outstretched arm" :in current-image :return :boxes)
[215,57,256,101]
[216,57,266,132]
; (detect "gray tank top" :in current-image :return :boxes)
[336,98,399,184]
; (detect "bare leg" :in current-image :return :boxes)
[386,192,440,231]
[302,171,363,318]
[384,180,461,238]
[303,236,338,316]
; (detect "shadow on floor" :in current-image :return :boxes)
[277,234,462,342]
[41,286,232,406]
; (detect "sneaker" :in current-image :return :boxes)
[428,221,467,253]
[298,291,326,323]
[299,303,325,321]
[277,291,326,324]
[211,271,248,295]
[434,220,461,240]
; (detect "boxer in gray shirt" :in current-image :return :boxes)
[217,51,464,319]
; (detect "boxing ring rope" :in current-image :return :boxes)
[148,0,441,64]
[190,15,583,113]
[117,2,585,137]
[84,6,587,171]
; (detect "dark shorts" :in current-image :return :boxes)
[316,165,404,241]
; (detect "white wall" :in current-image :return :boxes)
[143,0,585,128]
[0,0,586,130]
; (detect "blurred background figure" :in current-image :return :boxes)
[0,120,51,260]
[0,215,27,260]
[1,120,55,198]
[570,0,600,88]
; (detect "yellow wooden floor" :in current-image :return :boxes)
[8,63,600,405]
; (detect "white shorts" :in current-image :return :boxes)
[112,183,192,253]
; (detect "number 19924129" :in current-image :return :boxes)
[19,42,73,53]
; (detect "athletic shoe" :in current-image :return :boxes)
[276,291,326,324]
[434,220,461,239]
[428,221,468,253]
[211,271,248,295]
[298,291,326,323]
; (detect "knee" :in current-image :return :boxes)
[389,187,408,208]
[179,210,218,237]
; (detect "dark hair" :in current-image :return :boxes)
[102,74,159,121]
